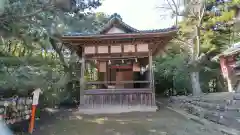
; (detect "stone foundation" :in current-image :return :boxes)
[79,90,157,114]
[77,105,157,114]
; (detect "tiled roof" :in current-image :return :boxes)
[221,42,240,56]
[212,42,240,60]
[64,13,177,36]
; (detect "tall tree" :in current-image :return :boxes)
[161,0,240,95]
[0,0,108,106]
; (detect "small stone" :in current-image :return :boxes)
[158,131,167,135]
[146,119,152,121]
[76,116,82,120]
[114,132,121,135]
[119,122,125,124]
[149,129,156,133]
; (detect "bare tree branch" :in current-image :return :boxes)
[175,37,194,47]
[196,2,205,26]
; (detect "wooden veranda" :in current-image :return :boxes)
[61,13,177,109]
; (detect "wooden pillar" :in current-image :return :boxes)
[220,56,234,92]
[149,50,156,106]
[79,52,85,106]
[227,77,233,92]
[149,50,154,90]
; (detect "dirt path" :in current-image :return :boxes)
[16,107,224,135]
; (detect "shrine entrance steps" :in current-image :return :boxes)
[79,89,157,114]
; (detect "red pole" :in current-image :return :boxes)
[28,105,36,134]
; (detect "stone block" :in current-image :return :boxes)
[233,94,240,100]
[204,112,220,123]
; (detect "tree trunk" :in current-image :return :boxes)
[190,71,202,95]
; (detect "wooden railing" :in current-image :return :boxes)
[84,88,152,95]
[85,80,151,90]
[83,81,155,106]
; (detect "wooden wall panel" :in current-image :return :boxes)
[123,71,133,88]
[84,46,95,54]
[137,44,148,52]
[124,45,135,53]
[111,45,122,53]
[107,27,125,34]
[98,46,108,53]
[116,72,124,88]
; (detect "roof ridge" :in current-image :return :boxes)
[98,13,139,34]
[109,13,122,21]
[139,26,178,32]
[63,26,178,36]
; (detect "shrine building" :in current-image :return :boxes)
[61,13,177,110]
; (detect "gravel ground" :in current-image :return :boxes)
[14,107,225,135]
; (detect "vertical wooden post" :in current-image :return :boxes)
[149,50,156,106]
[149,50,153,90]
[29,88,42,134]
[227,77,233,92]
[220,56,234,92]
[28,105,36,134]
[79,51,85,106]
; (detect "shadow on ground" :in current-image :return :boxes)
[14,106,225,135]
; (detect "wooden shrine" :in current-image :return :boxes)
[217,42,240,92]
[62,13,177,108]
[215,6,240,93]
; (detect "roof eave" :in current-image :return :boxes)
[62,31,177,41]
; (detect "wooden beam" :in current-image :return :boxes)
[85,56,148,61]
[86,81,150,85]
[62,31,177,41]
[66,37,170,46]
[84,52,149,58]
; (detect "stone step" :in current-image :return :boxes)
[225,107,240,112]
[222,111,240,120]
[233,93,240,100]
[172,92,237,104]
[182,103,240,130]
[228,100,240,108]
[189,99,240,112]
[183,103,218,120]
[189,100,226,111]
[170,96,234,107]
[191,98,234,106]
[217,114,240,130]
